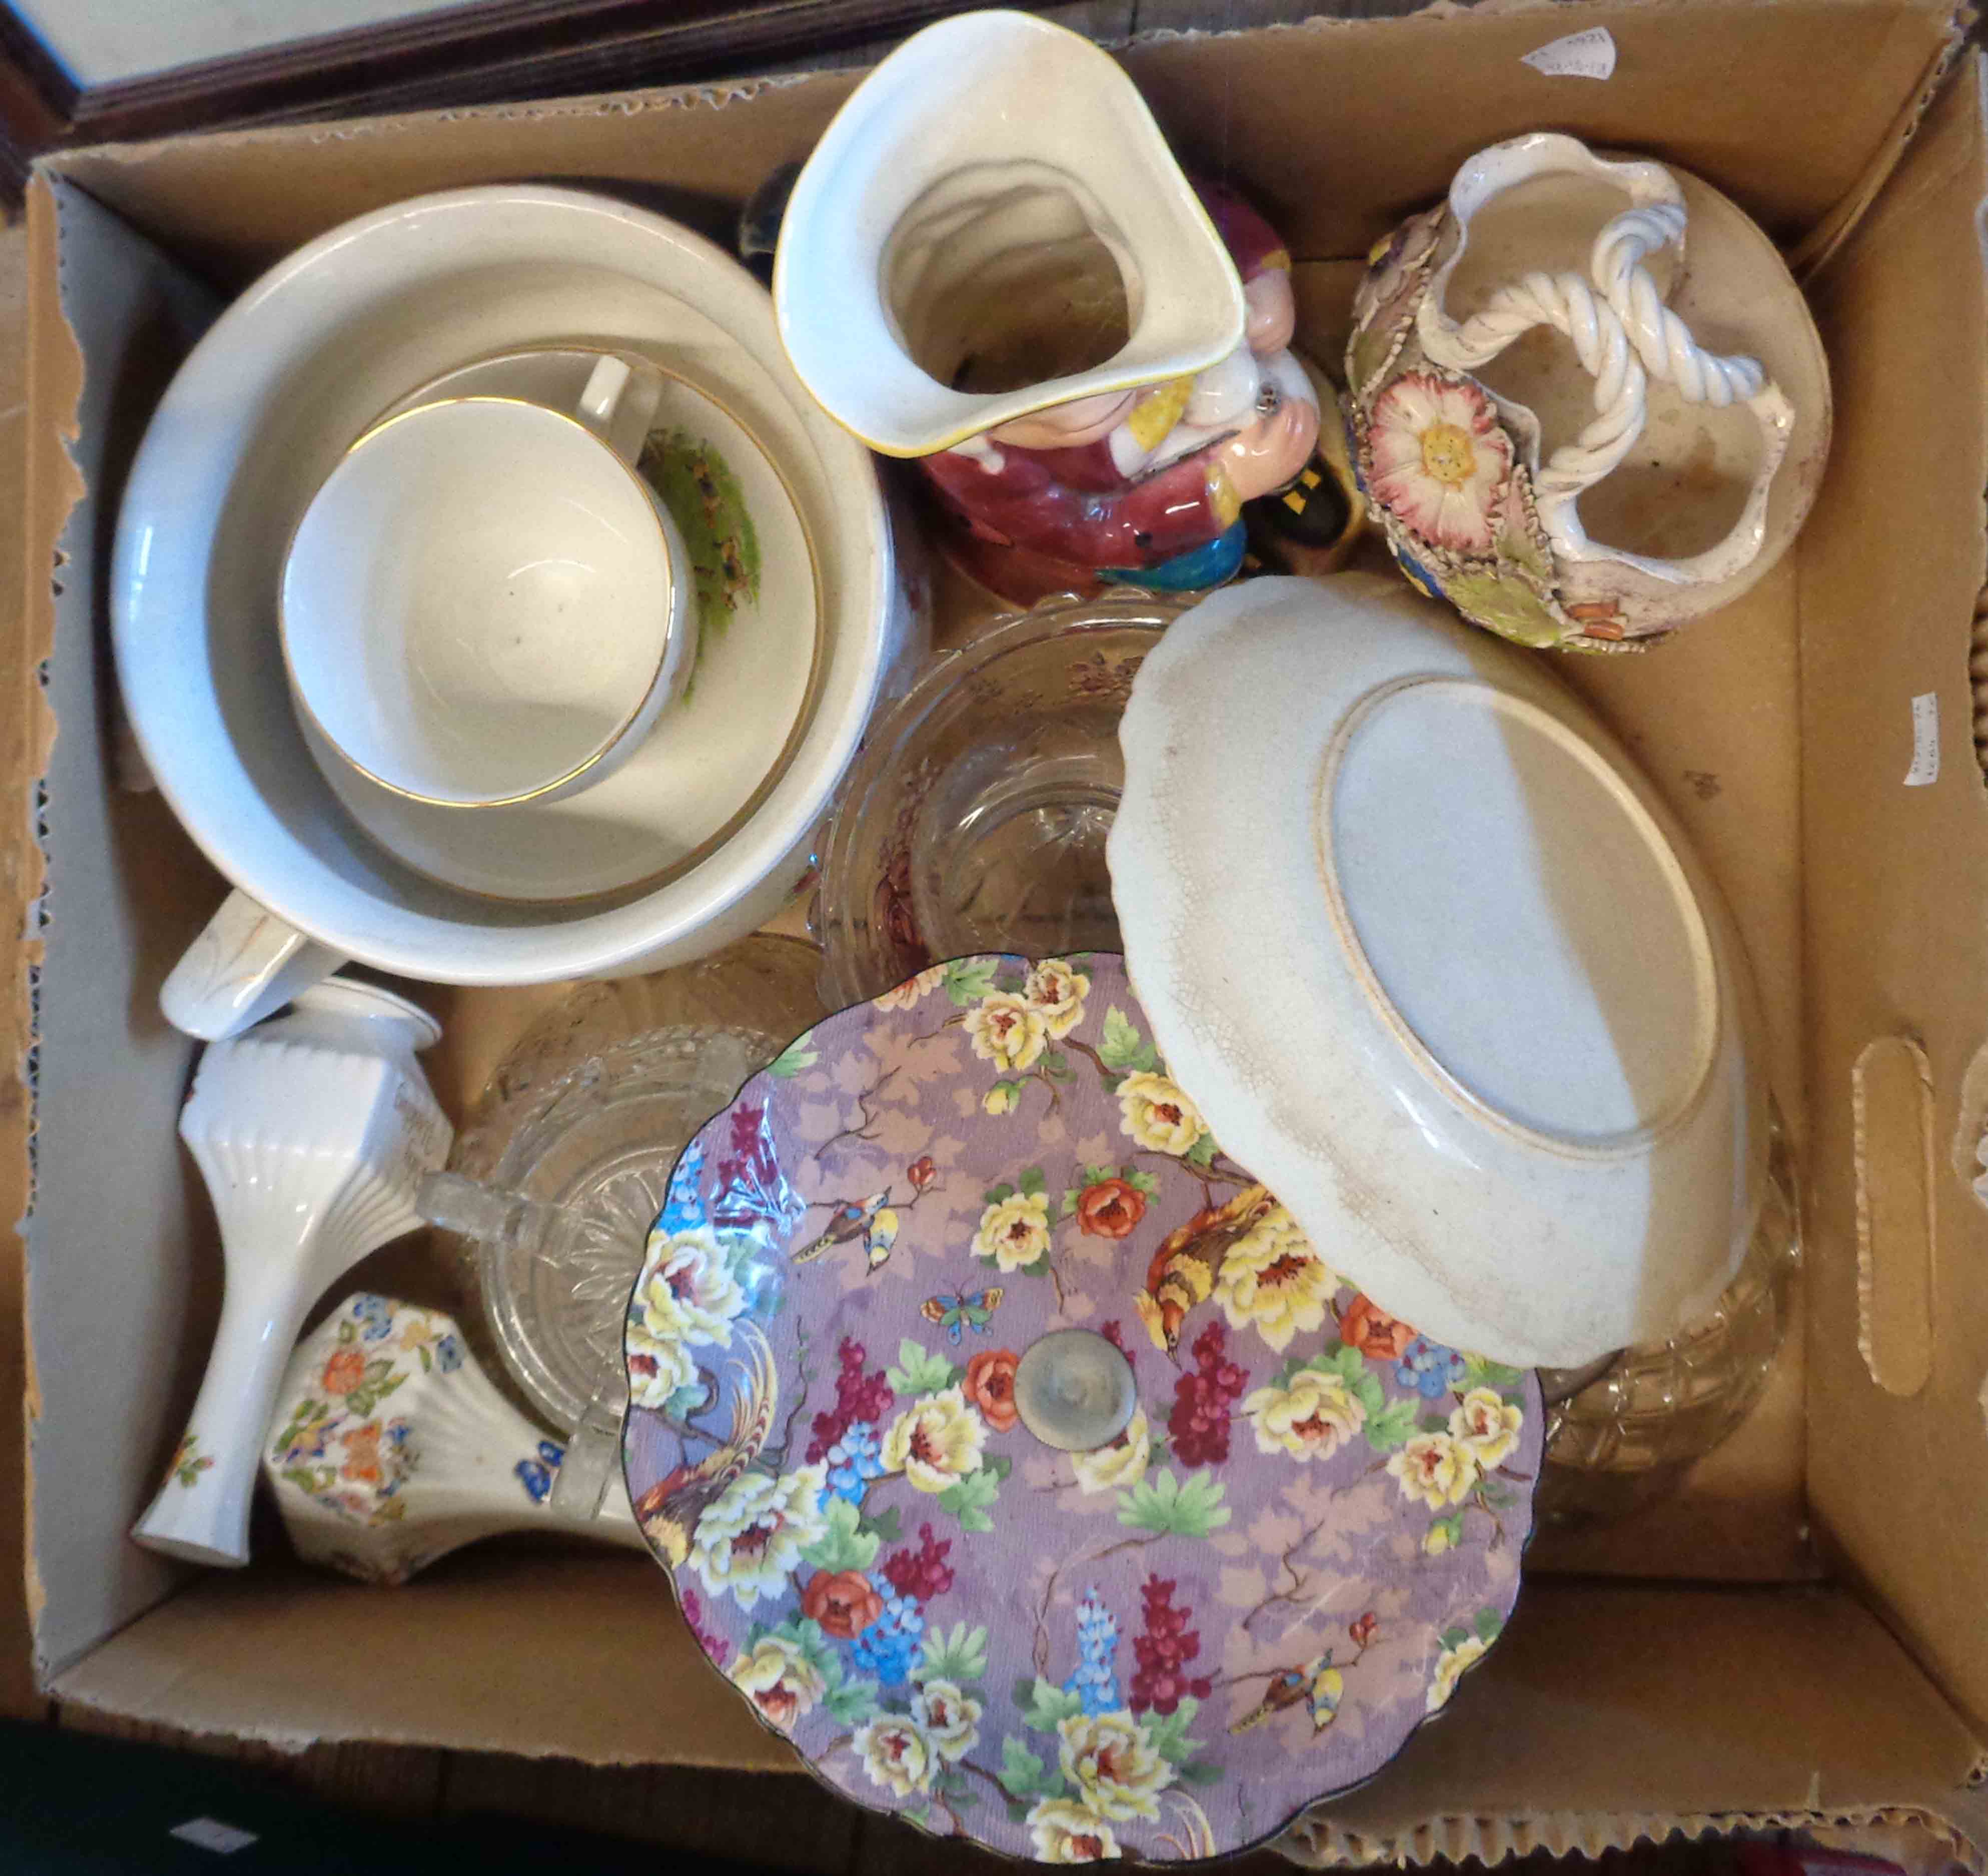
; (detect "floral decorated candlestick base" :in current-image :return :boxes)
[1344,134,1828,650]
[266,1294,647,1585]
[622,953,1541,1860]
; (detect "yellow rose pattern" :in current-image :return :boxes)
[1068,1407,1151,1496]
[1115,1071,1206,1156]
[973,1190,1053,1272]
[881,1388,990,1494]
[1213,1204,1337,1353]
[623,953,1537,1860]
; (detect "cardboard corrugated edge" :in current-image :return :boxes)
[1288,1805,1985,1870]
[16,172,80,1670]
[1272,1583,1984,1867]
[0,212,40,1723]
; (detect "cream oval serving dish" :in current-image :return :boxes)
[1107,572,1768,1368]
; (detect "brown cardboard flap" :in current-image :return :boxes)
[44,73,861,291]
[1122,0,1961,259]
[22,175,225,1680]
[51,1551,798,1769]
[1799,55,1988,1730]
[1285,1583,1984,1864]
[42,0,1963,285]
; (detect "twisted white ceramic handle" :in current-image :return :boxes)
[1430,268,1649,500]
[1590,207,1767,408]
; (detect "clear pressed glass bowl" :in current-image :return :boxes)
[1537,1114,1800,1527]
[817,594,1186,1005]
[427,934,827,1439]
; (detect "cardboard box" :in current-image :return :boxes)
[16,0,1988,1860]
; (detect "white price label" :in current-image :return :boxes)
[170,1818,260,1855]
[1521,27,1618,79]
[1904,692,1940,786]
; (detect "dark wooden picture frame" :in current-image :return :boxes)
[0,0,998,190]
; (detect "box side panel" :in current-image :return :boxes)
[51,1567,1981,1819]
[47,71,862,290]
[1122,0,1958,258]
[50,1553,797,1769]
[1284,1583,1980,1863]
[1799,55,1988,1732]
[23,176,225,1679]
[40,0,1960,284]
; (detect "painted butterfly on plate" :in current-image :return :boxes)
[514,1440,565,1505]
[921,1288,1004,1343]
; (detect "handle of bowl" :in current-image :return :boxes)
[160,890,349,1042]
[573,353,665,466]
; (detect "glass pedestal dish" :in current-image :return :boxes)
[423,936,827,1505]
[818,595,1185,1004]
[1538,1118,1799,1528]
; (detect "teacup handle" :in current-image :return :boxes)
[573,353,665,465]
[160,890,349,1042]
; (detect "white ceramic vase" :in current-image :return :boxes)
[132,981,451,1566]
[264,1294,644,1585]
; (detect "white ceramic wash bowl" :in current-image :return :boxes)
[112,186,920,1039]
[1107,573,1769,1370]
[265,1294,645,1587]
[312,348,819,902]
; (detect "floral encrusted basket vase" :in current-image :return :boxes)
[1345,133,1830,650]
[773,10,1321,607]
[622,952,1541,1860]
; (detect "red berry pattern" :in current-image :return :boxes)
[805,1337,895,1464]
[1168,1320,1247,1466]
[880,1522,956,1602]
[1130,1574,1212,1715]
[680,1587,728,1666]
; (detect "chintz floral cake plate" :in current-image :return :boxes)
[621,954,1541,1860]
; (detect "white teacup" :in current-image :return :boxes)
[281,355,695,808]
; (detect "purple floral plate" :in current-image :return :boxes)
[622,953,1541,1861]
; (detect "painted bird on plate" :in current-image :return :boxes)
[792,1190,897,1272]
[631,1320,778,1566]
[1134,1182,1277,1357]
[1228,1653,1344,1734]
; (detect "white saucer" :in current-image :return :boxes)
[310,350,820,902]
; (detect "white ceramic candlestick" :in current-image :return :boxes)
[133,980,451,1567]
[264,1294,645,1585]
